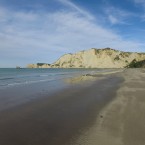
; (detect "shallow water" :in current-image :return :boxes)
[0,68,115,89]
[0,68,120,111]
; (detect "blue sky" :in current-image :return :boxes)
[0,0,145,67]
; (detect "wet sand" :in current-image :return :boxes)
[0,71,123,145]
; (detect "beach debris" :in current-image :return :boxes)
[100,115,103,118]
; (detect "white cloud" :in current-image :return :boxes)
[134,0,145,5]
[14,12,38,21]
[108,15,119,24]
[105,6,135,25]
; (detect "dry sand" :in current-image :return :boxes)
[72,68,145,145]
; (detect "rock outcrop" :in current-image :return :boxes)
[27,48,145,68]
[27,63,51,68]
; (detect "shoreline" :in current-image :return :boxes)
[0,69,124,145]
[0,68,123,111]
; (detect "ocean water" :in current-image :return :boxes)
[0,68,115,89]
[0,68,117,111]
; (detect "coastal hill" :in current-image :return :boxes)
[27,48,145,68]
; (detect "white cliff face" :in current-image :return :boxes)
[51,48,145,68]
[27,48,145,68]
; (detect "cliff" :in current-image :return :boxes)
[27,48,145,68]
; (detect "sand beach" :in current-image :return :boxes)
[0,69,145,145]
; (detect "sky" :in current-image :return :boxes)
[0,0,145,67]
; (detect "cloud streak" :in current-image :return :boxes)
[57,0,95,20]
[105,6,135,25]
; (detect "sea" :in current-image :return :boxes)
[0,68,114,89]
[0,68,117,111]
